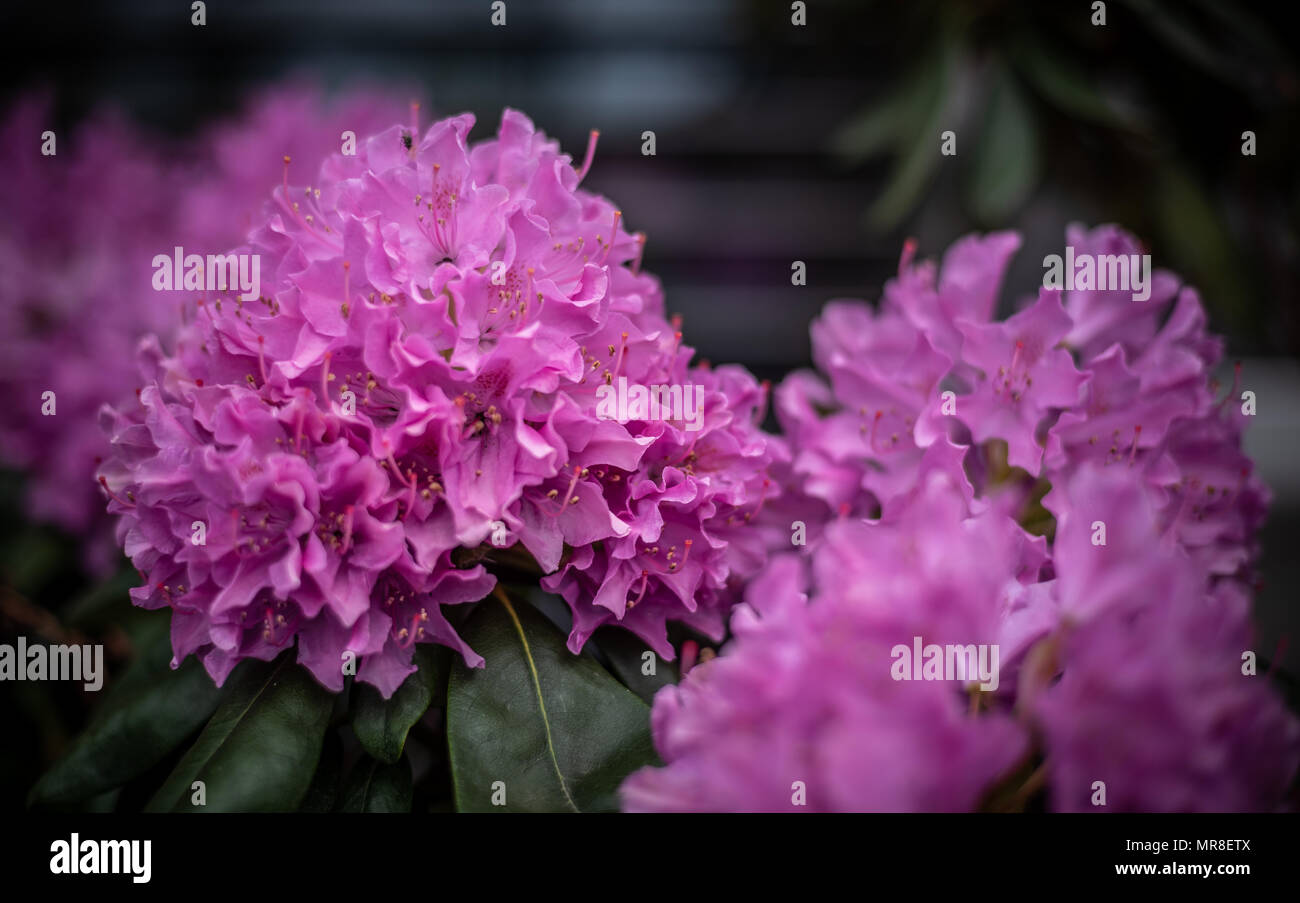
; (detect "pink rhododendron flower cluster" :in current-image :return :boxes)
[776,226,1266,587]
[0,86,409,571]
[623,229,1297,812]
[98,109,783,695]
[624,463,1298,812]
[0,96,183,571]
[177,82,419,248]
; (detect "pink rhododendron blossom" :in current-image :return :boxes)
[624,464,1297,812]
[99,108,782,694]
[627,228,1296,812]
[0,97,182,571]
[777,225,1267,591]
[0,86,409,573]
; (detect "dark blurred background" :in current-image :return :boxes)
[1,0,1298,793]
[4,0,1299,364]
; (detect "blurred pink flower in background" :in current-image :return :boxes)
[0,84,413,572]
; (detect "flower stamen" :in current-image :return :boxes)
[575,129,599,183]
[627,569,650,610]
[97,476,135,509]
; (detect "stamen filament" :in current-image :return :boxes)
[281,155,343,251]
[320,351,332,408]
[340,505,355,555]
[257,335,268,385]
[548,464,584,517]
[575,129,600,183]
[747,478,772,522]
[97,476,135,509]
[632,233,646,274]
[627,569,650,610]
[611,331,629,382]
[602,211,622,263]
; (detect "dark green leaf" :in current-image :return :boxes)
[830,58,943,163]
[830,99,909,163]
[1122,0,1254,89]
[520,584,573,636]
[447,590,657,812]
[968,68,1040,225]
[11,681,69,777]
[338,756,413,812]
[1188,0,1288,64]
[352,644,446,764]
[1011,41,1136,131]
[866,37,960,230]
[82,789,122,813]
[2,528,67,595]
[146,653,333,812]
[1153,166,1243,332]
[27,612,222,808]
[62,566,139,632]
[590,626,678,705]
[299,731,343,813]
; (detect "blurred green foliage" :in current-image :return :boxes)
[813,0,1298,353]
